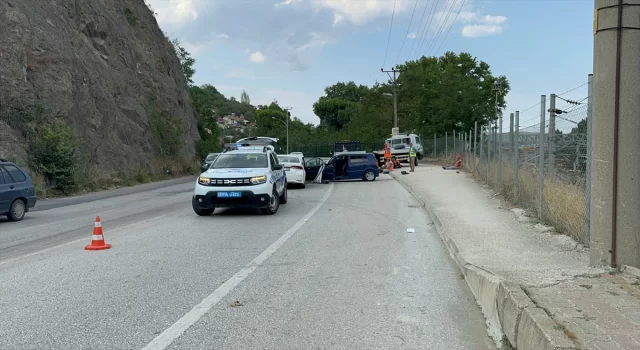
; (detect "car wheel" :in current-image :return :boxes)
[363,170,376,182]
[261,188,280,215]
[301,182,306,189]
[280,184,288,204]
[7,199,26,222]
[192,196,214,216]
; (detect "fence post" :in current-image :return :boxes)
[474,121,478,174]
[433,133,436,158]
[549,93,557,180]
[514,111,520,201]
[585,74,593,247]
[445,132,448,157]
[487,124,492,184]
[509,113,515,160]
[498,114,503,192]
[538,95,547,219]
[453,130,456,157]
[468,130,472,168]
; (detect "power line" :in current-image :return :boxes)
[395,0,420,66]
[413,0,441,60]
[423,0,457,57]
[406,0,431,62]
[433,0,466,56]
[382,0,398,68]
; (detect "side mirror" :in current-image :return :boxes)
[273,164,284,170]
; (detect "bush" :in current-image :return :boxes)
[149,109,185,159]
[27,117,81,194]
[124,8,139,25]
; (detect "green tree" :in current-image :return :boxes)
[240,90,251,105]
[396,51,510,136]
[189,85,223,157]
[171,38,196,85]
[570,118,587,134]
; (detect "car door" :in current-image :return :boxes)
[0,164,26,212]
[304,158,324,181]
[347,155,368,179]
[322,157,335,181]
[269,153,285,193]
[0,166,11,213]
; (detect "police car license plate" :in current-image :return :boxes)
[285,167,291,171]
[217,192,242,198]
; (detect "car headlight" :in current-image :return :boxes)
[250,175,267,184]
[198,176,211,185]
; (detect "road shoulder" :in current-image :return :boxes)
[391,165,640,350]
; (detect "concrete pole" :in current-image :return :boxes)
[548,94,557,180]
[433,133,436,158]
[585,74,593,247]
[487,124,492,184]
[445,132,448,156]
[393,70,398,128]
[453,130,456,156]
[514,111,520,201]
[498,114,503,192]
[538,95,546,219]
[480,125,484,178]
[509,113,515,160]
[591,0,640,268]
[474,121,478,174]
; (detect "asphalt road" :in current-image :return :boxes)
[0,175,493,350]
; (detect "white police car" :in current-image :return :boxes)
[192,146,288,216]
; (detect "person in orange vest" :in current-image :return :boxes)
[383,142,391,162]
[443,155,463,170]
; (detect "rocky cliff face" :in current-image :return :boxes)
[0,0,199,174]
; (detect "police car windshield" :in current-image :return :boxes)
[211,153,268,169]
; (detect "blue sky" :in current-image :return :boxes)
[148,0,593,130]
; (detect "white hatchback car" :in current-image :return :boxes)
[192,146,288,216]
[277,154,306,188]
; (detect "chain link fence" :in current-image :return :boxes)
[423,82,592,245]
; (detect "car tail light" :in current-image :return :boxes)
[292,165,304,170]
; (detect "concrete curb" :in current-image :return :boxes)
[391,171,582,350]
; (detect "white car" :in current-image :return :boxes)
[278,154,306,188]
[192,146,288,216]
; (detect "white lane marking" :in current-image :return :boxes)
[0,213,172,266]
[141,183,335,350]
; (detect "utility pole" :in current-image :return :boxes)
[271,104,291,154]
[591,0,640,268]
[548,93,557,179]
[381,67,406,129]
[283,107,292,154]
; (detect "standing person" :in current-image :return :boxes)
[409,142,416,172]
[383,142,391,162]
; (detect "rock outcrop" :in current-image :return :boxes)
[0,0,199,174]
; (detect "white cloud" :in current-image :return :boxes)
[215,33,231,39]
[249,51,266,63]
[275,0,304,7]
[296,32,329,52]
[146,0,198,27]
[311,0,414,26]
[462,24,503,38]
[428,0,507,39]
[407,32,417,39]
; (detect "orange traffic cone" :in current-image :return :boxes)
[85,216,111,251]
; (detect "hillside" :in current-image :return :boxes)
[0,0,199,187]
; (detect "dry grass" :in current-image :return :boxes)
[469,158,587,244]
